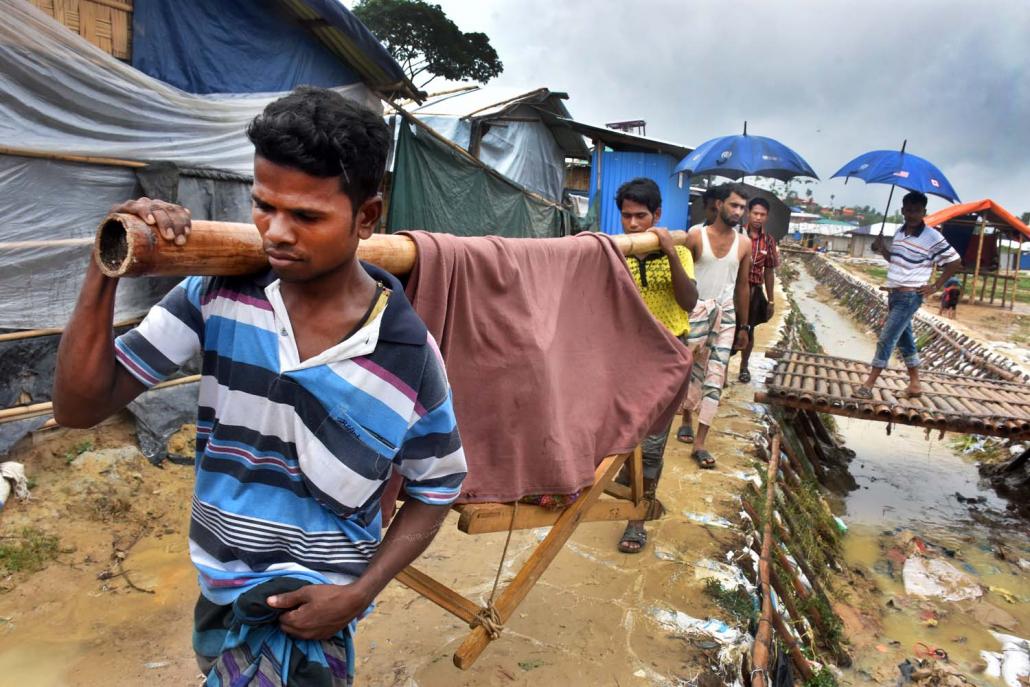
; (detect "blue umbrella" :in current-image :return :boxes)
[831,144,960,203]
[831,140,960,237]
[673,122,819,182]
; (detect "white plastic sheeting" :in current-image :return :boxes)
[0,0,380,176]
[0,0,380,329]
[415,114,565,202]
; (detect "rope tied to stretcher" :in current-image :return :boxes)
[470,501,519,639]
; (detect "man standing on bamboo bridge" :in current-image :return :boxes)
[53,87,466,686]
[737,197,779,384]
[854,190,961,399]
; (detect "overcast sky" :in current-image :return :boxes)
[420,0,1029,217]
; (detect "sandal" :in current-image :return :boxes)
[738,370,751,383]
[676,425,694,444]
[853,386,874,400]
[900,388,923,399]
[691,449,716,469]
[618,523,647,554]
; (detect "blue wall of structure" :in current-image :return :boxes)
[587,150,692,234]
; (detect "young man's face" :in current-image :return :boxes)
[748,204,768,231]
[717,192,748,227]
[620,198,661,234]
[901,200,927,229]
[251,155,379,282]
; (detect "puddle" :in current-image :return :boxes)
[790,261,1030,684]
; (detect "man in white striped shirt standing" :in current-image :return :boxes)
[854,191,961,399]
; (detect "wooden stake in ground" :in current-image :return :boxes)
[750,430,781,687]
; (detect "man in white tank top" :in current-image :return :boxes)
[675,184,753,469]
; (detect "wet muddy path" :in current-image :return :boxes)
[791,260,1030,686]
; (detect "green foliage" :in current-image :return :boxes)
[64,440,94,465]
[0,527,59,575]
[354,0,503,88]
[702,578,755,626]
[804,667,839,687]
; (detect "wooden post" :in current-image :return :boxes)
[1013,237,1024,310]
[970,215,986,304]
[750,431,781,687]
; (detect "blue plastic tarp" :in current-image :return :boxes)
[132,0,361,94]
[588,151,692,234]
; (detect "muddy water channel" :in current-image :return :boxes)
[791,261,1030,686]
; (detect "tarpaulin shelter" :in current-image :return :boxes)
[386,114,573,237]
[553,118,694,234]
[925,199,1029,308]
[398,87,591,202]
[0,0,413,454]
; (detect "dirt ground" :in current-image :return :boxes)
[0,297,802,687]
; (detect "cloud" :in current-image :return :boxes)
[433,0,1030,216]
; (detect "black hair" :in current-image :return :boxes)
[247,86,390,209]
[748,197,770,211]
[902,190,928,209]
[726,183,751,202]
[615,177,662,213]
[702,184,729,204]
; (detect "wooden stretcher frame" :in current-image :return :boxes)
[393,446,655,669]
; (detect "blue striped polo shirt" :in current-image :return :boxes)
[886,224,960,288]
[114,263,466,606]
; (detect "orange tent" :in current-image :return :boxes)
[926,199,1030,240]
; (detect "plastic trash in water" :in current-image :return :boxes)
[833,516,848,534]
[980,631,1030,687]
[0,461,29,510]
[902,556,984,602]
[683,511,734,528]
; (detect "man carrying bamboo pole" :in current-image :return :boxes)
[53,87,467,686]
[615,177,698,553]
[855,191,961,399]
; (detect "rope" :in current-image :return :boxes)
[470,501,519,640]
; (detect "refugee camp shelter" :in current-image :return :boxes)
[25,0,419,98]
[548,119,694,234]
[925,199,1030,309]
[845,223,901,258]
[400,87,591,202]
[1,0,414,332]
[793,218,856,252]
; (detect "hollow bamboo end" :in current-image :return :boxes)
[94,214,134,278]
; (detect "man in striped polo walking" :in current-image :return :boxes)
[854,191,961,399]
[53,87,466,685]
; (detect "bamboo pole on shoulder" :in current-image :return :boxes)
[93,213,687,278]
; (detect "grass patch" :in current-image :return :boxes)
[64,440,94,465]
[804,667,839,687]
[702,578,755,626]
[0,527,60,575]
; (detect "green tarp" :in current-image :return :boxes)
[387,119,571,238]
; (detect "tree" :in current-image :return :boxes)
[1021,211,1030,225]
[354,0,503,89]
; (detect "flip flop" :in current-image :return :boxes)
[738,370,751,383]
[691,449,716,469]
[853,386,874,400]
[618,523,647,554]
[676,425,694,444]
[900,389,923,399]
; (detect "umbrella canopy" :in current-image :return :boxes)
[673,124,818,182]
[831,149,960,203]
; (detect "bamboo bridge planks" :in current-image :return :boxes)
[757,350,1030,439]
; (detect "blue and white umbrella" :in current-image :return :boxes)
[673,122,819,182]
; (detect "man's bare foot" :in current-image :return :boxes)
[902,385,922,399]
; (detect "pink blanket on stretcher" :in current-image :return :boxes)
[398,230,691,504]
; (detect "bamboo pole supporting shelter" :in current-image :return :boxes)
[0,374,201,425]
[1013,237,1024,311]
[93,212,689,279]
[969,215,987,305]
